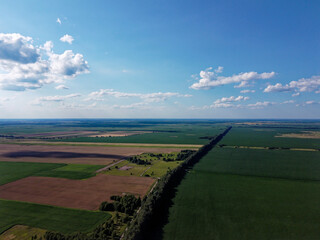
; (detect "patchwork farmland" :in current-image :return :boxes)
[0,119,212,239]
[0,119,319,240]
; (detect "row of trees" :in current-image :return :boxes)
[123,126,232,240]
[127,156,151,165]
[100,195,141,215]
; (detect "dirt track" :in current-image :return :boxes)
[0,144,185,165]
[0,175,155,210]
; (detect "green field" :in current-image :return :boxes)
[163,173,320,240]
[0,162,104,184]
[0,199,111,234]
[220,127,320,149]
[163,146,320,240]
[200,147,320,181]
[0,162,64,185]
[51,125,222,145]
[35,164,105,179]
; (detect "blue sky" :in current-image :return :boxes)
[0,0,319,118]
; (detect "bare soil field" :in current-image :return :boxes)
[0,144,186,165]
[0,175,155,211]
[276,131,320,139]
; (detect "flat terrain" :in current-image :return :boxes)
[163,147,320,240]
[220,127,320,149]
[0,199,110,234]
[104,159,183,178]
[0,161,64,185]
[0,144,187,165]
[201,147,320,181]
[163,173,320,240]
[0,174,155,210]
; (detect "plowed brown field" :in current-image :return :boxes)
[0,144,184,165]
[0,175,155,210]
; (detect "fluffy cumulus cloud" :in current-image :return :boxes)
[0,33,40,64]
[264,75,320,94]
[210,95,249,108]
[0,33,89,91]
[190,66,275,90]
[60,34,74,44]
[87,89,192,102]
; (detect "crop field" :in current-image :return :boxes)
[0,175,155,210]
[163,173,320,240]
[0,143,186,165]
[0,161,64,185]
[50,125,223,145]
[220,127,320,149]
[200,147,320,181]
[0,199,111,234]
[35,164,105,179]
[163,125,320,240]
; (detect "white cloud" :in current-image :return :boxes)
[210,95,249,108]
[292,92,300,97]
[0,33,39,64]
[247,101,274,109]
[87,89,192,102]
[55,84,69,90]
[60,34,74,44]
[264,75,320,93]
[56,18,61,24]
[305,100,318,105]
[282,100,295,104]
[112,102,149,109]
[240,89,255,93]
[32,93,81,105]
[190,66,275,90]
[214,95,249,104]
[263,83,295,93]
[0,33,89,91]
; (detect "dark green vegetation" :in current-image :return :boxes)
[127,151,195,165]
[105,151,195,178]
[220,127,320,149]
[0,199,111,234]
[202,147,320,181]
[123,127,231,240]
[100,195,141,215]
[0,162,104,183]
[53,127,219,145]
[162,126,320,240]
[35,164,104,179]
[0,161,64,185]
[163,173,320,240]
[0,119,226,145]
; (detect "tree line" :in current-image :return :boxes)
[122,126,232,240]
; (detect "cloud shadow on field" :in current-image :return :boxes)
[2,151,125,159]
